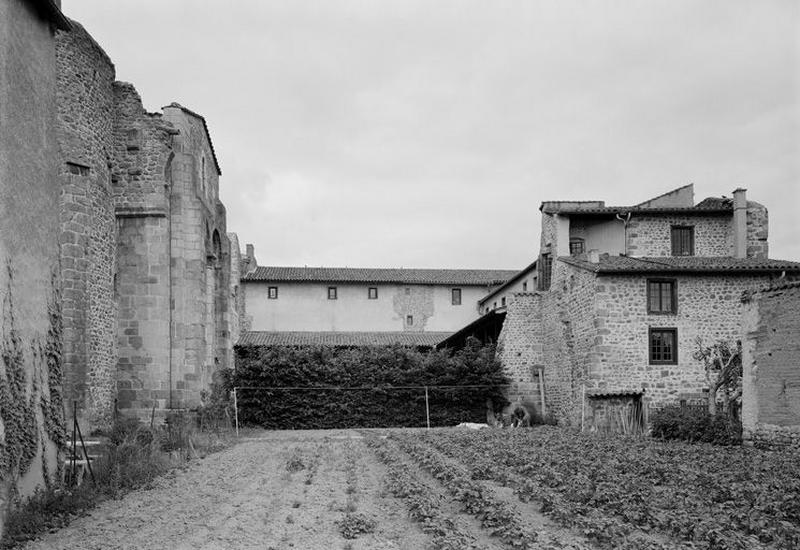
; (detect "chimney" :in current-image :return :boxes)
[733,188,747,258]
[588,249,600,264]
[246,243,254,261]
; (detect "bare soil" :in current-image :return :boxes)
[22,429,603,550]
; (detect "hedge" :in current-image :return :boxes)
[650,405,742,445]
[231,338,509,429]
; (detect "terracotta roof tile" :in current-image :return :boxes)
[238,331,452,347]
[560,255,800,274]
[242,266,518,286]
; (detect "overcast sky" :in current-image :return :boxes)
[65,0,799,269]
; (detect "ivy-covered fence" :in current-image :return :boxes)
[231,338,509,429]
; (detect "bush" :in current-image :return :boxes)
[650,405,742,445]
[232,338,510,429]
[1,415,234,548]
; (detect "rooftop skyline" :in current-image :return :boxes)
[65,0,799,269]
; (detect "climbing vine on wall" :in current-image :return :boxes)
[0,262,40,476]
[41,270,66,450]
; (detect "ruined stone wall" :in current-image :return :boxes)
[626,214,733,257]
[161,106,229,408]
[112,84,174,417]
[746,202,768,259]
[742,281,800,448]
[0,0,65,499]
[592,272,770,404]
[55,21,117,427]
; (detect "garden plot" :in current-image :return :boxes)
[20,427,800,550]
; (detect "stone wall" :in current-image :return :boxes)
[742,281,800,448]
[0,0,66,504]
[539,261,598,425]
[161,105,230,409]
[589,271,770,404]
[627,214,733,257]
[746,202,769,259]
[55,20,118,427]
[497,293,544,410]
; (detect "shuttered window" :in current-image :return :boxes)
[671,226,694,256]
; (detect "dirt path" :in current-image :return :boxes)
[23,430,428,550]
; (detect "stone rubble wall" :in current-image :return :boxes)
[742,281,800,448]
[55,21,118,427]
[627,214,733,257]
[746,202,768,259]
[589,271,770,404]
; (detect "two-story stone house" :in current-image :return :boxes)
[497,185,800,428]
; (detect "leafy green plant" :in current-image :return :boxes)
[337,513,376,539]
[650,405,742,445]
[233,338,509,429]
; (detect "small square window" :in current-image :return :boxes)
[406,315,413,326]
[451,288,462,305]
[671,226,694,256]
[328,287,337,300]
[649,328,677,364]
[522,281,528,292]
[647,279,676,314]
[368,287,378,299]
[268,286,278,299]
[501,297,506,306]
[569,239,585,255]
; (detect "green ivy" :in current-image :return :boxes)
[0,263,40,476]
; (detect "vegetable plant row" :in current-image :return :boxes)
[365,436,484,550]
[392,435,540,549]
[411,427,799,550]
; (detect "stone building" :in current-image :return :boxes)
[240,247,516,347]
[742,280,800,448]
[496,185,800,428]
[0,0,71,502]
[52,11,241,427]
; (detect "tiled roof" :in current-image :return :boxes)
[541,204,732,216]
[238,331,452,347]
[560,255,800,274]
[586,389,645,397]
[477,260,538,305]
[242,266,519,286]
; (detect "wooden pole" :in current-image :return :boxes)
[581,385,586,432]
[424,386,431,430]
[538,368,546,416]
[233,387,239,437]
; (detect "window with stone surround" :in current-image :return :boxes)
[647,279,676,314]
[406,315,413,326]
[451,288,462,305]
[649,328,677,364]
[538,253,553,290]
[671,226,694,256]
[569,238,585,255]
[328,286,337,300]
[368,287,378,299]
[268,286,278,299]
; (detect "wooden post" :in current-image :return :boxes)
[424,386,431,430]
[233,387,239,437]
[581,385,586,432]
[538,368,546,416]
